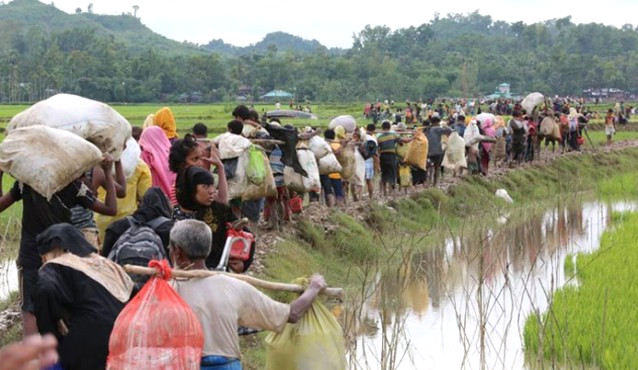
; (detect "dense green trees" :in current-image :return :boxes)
[2,1,638,103]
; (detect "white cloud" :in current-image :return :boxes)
[42,0,638,48]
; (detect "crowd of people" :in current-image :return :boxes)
[0,104,331,369]
[350,98,631,198]
[0,96,630,368]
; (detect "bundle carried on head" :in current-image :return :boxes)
[7,94,131,160]
[0,125,103,199]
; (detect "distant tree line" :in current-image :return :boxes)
[2,12,638,103]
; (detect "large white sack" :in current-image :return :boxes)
[227,152,249,200]
[118,138,141,179]
[347,149,366,187]
[328,115,357,133]
[475,113,496,125]
[442,132,467,170]
[336,144,356,179]
[8,94,131,160]
[307,136,332,160]
[464,122,480,150]
[521,92,544,114]
[284,149,321,193]
[318,153,343,175]
[214,133,252,160]
[0,126,103,200]
[242,124,268,138]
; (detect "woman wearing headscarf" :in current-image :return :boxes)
[153,107,178,142]
[173,167,253,273]
[139,126,176,203]
[143,113,155,129]
[102,187,174,257]
[34,224,134,370]
[169,134,228,207]
[95,157,152,242]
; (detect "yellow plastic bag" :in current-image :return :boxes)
[396,142,409,160]
[404,130,429,171]
[399,165,412,188]
[265,299,346,370]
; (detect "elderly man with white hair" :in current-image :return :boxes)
[169,219,327,369]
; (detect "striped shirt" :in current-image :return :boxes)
[376,132,399,154]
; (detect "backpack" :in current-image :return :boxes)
[108,217,169,290]
[360,140,378,160]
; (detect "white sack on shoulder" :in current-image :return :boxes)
[8,94,131,160]
[0,125,103,200]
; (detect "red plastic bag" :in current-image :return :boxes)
[289,196,303,214]
[227,223,255,262]
[107,260,204,370]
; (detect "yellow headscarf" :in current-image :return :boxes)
[334,125,347,140]
[153,107,177,139]
[142,114,155,129]
[494,116,506,129]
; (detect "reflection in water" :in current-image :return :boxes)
[351,201,634,369]
[0,260,17,301]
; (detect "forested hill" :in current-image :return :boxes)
[0,0,205,55]
[1,0,637,103]
[203,32,343,56]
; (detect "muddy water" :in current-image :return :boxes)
[351,200,634,369]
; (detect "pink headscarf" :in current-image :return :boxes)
[139,126,176,203]
[481,118,496,152]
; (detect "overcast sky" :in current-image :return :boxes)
[46,0,638,48]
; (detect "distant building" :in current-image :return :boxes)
[179,91,204,103]
[238,85,252,96]
[485,83,518,100]
[498,83,510,95]
[583,88,631,101]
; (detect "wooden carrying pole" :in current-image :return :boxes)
[249,139,285,145]
[124,265,343,298]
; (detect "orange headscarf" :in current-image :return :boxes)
[153,107,177,139]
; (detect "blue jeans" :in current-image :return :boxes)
[201,355,242,370]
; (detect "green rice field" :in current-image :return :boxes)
[524,211,638,368]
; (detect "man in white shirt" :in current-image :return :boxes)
[170,220,327,369]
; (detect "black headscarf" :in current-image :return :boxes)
[175,166,214,211]
[133,187,172,222]
[36,223,97,257]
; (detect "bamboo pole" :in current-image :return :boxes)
[124,265,343,298]
[249,139,285,145]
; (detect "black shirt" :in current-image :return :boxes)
[173,202,254,271]
[35,263,125,370]
[11,181,95,269]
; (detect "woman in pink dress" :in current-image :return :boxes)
[139,126,176,204]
